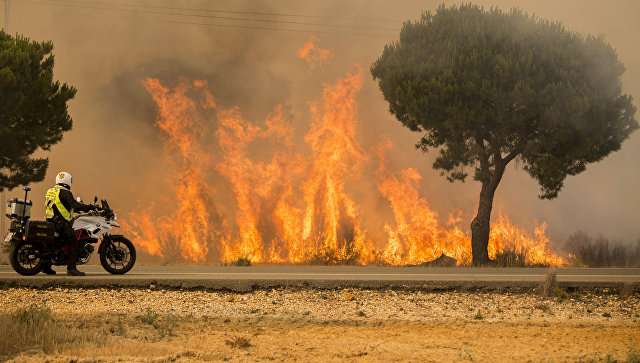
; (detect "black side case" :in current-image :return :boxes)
[25,220,56,243]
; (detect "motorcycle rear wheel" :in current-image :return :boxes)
[100,236,136,274]
[10,241,44,276]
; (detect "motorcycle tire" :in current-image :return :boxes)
[100,236,136,275]
[9,240,44,276]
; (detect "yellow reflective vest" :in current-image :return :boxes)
[44,185,74,221]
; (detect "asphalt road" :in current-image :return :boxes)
[0,265,638,291]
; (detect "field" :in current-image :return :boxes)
[0,286,638,362]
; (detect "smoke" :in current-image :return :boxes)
[6,0,639,260]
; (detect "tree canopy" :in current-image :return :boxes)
[371,4,637,264]
[0,30,76,191]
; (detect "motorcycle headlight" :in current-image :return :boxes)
[113,213,117,221]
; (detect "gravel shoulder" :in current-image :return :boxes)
[1,287,639,362]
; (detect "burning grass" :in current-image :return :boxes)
[121,44,568,268]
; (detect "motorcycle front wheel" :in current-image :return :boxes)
[10,240,44,276]
[100,236,136,275]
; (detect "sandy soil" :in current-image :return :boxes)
[1,287,639,362]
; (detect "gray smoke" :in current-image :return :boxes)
[6,0,639,254]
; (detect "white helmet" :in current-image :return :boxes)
[55,171,72,189]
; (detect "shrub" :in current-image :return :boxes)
[562,232,640,267]
[139,308,177,337]
[139,308,158,325]
[473,310,483,320]
[231,257,252,266]
[534,304,551,314]
[154,314,178,337]
[539,268,557,297]
[555,287,568,302]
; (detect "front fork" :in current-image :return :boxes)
[98,233,113,255]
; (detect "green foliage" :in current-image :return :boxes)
[626,349,640,363]
[153,314,177,337]
[139,308,177,337]
[534,303,551,314]
[371,4,637,199]
[139,308,158,325]
[458,347,474,361]
[555,287,568,302]
[0,31,76,190]
[473,310,483,320]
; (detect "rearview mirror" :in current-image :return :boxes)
[94,196,98,204]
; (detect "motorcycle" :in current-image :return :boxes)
[4,187,136,275]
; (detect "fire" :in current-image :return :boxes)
[376,141,471,265]
[488,215,566,266]
[121,39,565,267]
[297,36,332,71]
[126,78,217,262]
[215,104,301,263]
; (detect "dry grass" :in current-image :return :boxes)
[620,283,636,299]
[0,292,638,362]
[563,232,640,267]
[0,303,95,357]
[539,267,558,297]
[225,336,253,349]
[491,250,527,267]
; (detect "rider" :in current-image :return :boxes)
[43,172,97,276]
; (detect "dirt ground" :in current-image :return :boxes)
[0,287,638,362]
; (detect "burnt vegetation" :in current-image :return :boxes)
[562,231,640,267]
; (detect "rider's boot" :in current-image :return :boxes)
[42,264,56,275]
[66,267,85,276]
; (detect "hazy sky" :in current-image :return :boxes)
[4,0,639,248]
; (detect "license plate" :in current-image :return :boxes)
[4,232,13,243]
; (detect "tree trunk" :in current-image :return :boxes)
[470,165,506,266]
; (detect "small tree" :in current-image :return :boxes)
[371,5,637,265]
[0,31,76,190]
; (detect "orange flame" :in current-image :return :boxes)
[488,215,565,266]
[296,35,332,71]
[121,41,565,267]
[128,78,216,262]
[376,141,471,265]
